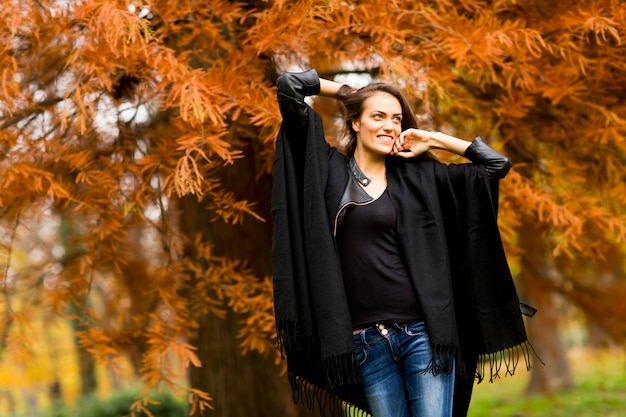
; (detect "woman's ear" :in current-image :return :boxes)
[351,119,360,132]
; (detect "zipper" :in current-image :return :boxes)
[333,199,374,236]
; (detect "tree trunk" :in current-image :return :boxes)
[188,310,298,417]
[585,271,617,349]
[517,221,574,395]
[179,133,301,416]
[59,208,98,397]
[70,315,98,396]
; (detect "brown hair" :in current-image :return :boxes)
[340,83,419,157]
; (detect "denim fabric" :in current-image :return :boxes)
[353,321,455,417]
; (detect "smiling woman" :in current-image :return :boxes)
[346,93,397,197]
[272,69,530,417]
[351,92,403,154]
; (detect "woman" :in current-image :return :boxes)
[272,69,532,417]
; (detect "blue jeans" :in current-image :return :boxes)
[353,321,455,417]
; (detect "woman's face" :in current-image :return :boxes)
[351,92,403,157]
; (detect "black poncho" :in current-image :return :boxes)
[272,86,532,417]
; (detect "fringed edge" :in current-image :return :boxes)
[322,351,362,387]
[277,319,363,387]
[277,320,369,416]
[288,373,371,417]
[423,344,462,378]
[275,318,299,359]
[475,339,544,383]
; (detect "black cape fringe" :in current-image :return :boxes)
[272,96,533,417]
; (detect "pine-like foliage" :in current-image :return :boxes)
[1,0,625,413]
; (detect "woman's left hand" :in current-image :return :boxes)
[391,128,432,158]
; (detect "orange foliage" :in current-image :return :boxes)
[1,0,625,413]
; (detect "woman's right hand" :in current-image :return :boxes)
[393,129,473,157]
[391,128,433,157]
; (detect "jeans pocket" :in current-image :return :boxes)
[353,336,370,366]
[356,345,369,365]
[404,321,427,337]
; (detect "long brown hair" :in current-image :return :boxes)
[341,83,419,157]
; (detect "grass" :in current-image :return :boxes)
[2,337,624,417]
[468,347,626,417]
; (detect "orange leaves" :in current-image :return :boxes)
[164,139,242,199]
[501,167,626,259]
[171,148,210,197]
[246,84,281,133]
[0,0,29,37]
[503,171,578,228]
[74,0,155,57]
[134,317,215,414]
[541,78,588,106]
[493,91,537,120]
[170,341,202,369]
[141,325,201,375]
[166,69,226,126]
[0,311,35,362]
[502,170,578,258]
[245,0,325,56]
[0,162,72,203]
[234,276,277,358]
[400,1,626,266]
[76,327,122,363]
[187,388,214,416]
[0,57,21,108]
[559,2,621,46]
[582,13,621,46]
[208,190,265,224]
[129,398,159,417]
[416,5,547,81]
[183,239,277,360]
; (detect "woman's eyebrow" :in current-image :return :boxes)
[370,109,403,116]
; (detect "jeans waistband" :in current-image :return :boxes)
[352,321,419,335]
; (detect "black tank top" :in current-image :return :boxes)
[337,189,423,329]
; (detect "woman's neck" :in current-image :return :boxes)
[353,148,386,179]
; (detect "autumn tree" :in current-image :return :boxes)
[1,0,289,414]
[1,0,625,415]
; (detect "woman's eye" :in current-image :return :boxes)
[373,113,383,120]
[393,116,402,123]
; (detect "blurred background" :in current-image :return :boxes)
[1,0,625,416]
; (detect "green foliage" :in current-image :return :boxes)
[41,389,188,417]
[468,351,626,417]
[470,386,626,417]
